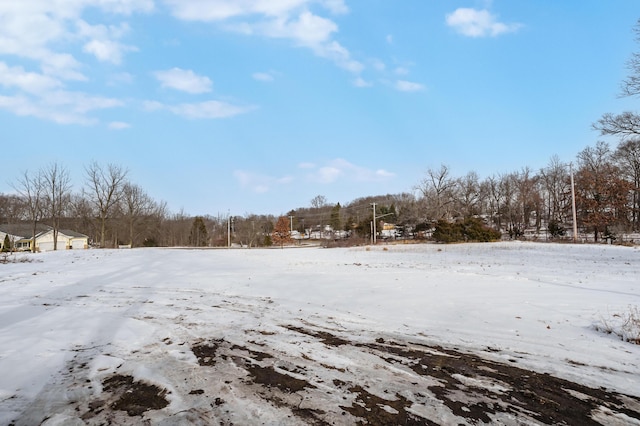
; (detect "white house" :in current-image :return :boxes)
[0,224,89,252]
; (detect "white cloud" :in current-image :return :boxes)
[233,170,293,193]
[83,39,138,64]
[395,80,425,92]
[446,8,521,38]
[108,121,131,129]
[313,40,363,73]
[261,11,337,45]
[253,72,275,82]
[306,158,395,183]
[322,0,348,15]
[154,68,213,94]
[0,62,62,94]
[76,20,137,64]
[145,100,255,119]
[164,0,362,75]
[353,77,372,88]
[0,1,150,73]
[394,66,409,76]
[0,91,123,125]
[0,1,151,123]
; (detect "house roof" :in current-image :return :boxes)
[0,224,88,239]
[0,223,51,238]
[60,229,88,238]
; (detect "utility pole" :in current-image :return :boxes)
[227,213,231,249]
[289,215,294,233]
[371,203,377,245]
[570,164,578,243]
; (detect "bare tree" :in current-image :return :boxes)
[456,171,481,219]
[613,139,640,230]
[539,155,571,225]
[594,20,640,138]
[575,142,633,241]
[122,182,156,247]
[310,195,328,209]
[13,170,45,252]
[416,164,457,221]
[0,194,25,224]
[42,162,72,250]
[84,162,128,248]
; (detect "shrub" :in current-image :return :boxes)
[432,220,463,243]
[548,220,566,239]
[433,218,501,243]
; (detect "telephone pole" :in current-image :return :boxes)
[570,164,578,243]
[371,203,377,245]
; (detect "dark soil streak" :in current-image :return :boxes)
[364,341,640,425]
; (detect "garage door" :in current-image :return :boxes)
[38,242,54,252]
[72,239,86,249]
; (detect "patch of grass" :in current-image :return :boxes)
[594,305,640,344]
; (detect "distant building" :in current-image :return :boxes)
[0,224,89,252]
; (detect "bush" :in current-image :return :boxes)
[548,220,566,239]
[432,220,463,243]
[433,218,501,243]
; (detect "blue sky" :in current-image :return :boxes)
[2,1,639,216]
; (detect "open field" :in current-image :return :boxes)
[1,242,639,425]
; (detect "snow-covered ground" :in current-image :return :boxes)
[1,242,639,425]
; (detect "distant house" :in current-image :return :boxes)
[0,224,89,252]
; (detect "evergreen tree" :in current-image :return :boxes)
[2,234,11,252]
[189,216,209,247]
[330,203,341,231]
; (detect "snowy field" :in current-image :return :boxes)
[1,242,639,425]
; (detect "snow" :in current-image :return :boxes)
[1,241,639,424]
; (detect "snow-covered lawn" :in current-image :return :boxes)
[1,242,639,425]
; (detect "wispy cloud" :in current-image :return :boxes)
[0,91,123,125]
[154,68,213,94]
[395,80,425,92]
[446,8,522,38]
[234,170,293,193]
[304,158,395,183]
[353,77,372,88]
[0,62,62,94]
[252,72,275,82]
[144,100,256,119]
[108,121,131,130]
[0,0,151,123]
[164,0,362,75]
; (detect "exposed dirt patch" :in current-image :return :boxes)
[364,340,639,425]
[101,374,169,416]
[244,362,316,393]
[340,385,435,426]
[285,325,350,346]
[192,339,223,366]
